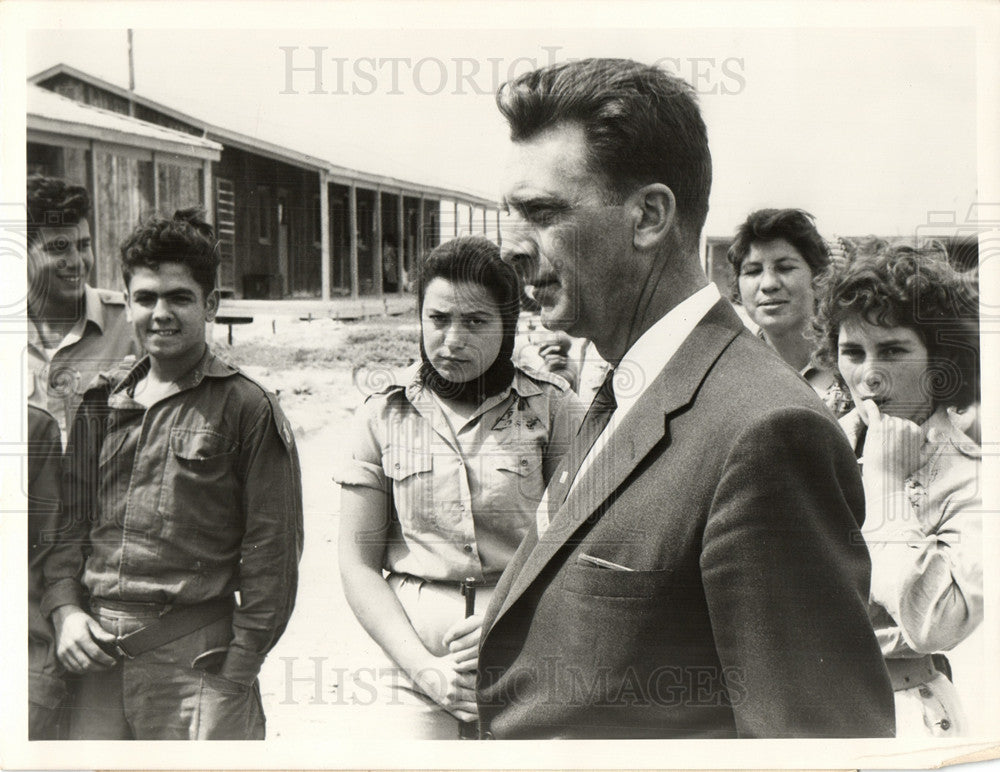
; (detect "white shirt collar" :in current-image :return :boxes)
[611,282,721,423]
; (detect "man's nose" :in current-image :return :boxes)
[151,298,173,319]
[58,244,85,272]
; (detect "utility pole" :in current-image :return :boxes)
[127,29,136,116]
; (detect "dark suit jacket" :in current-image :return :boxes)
[477,300,894,738]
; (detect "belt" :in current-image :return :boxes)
[885,654,938,691]
[92,596,235,659]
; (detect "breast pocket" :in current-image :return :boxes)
[486,453,545,513]
[382,444,434,528]
[563,565,675,599]
[159,428,239,533]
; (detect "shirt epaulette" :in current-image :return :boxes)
[517,364,571,392]
[364,382,407,404]
[96,288,127,306]
[227,366,297,452]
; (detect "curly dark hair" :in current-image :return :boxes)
[26,175,91,246]
[726,208,830,304]
[497,58,712,251]
[813,241,979,410]
[119,208,219,296]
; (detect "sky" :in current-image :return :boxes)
[16,11,990,239]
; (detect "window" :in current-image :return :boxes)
[257,186,272,243]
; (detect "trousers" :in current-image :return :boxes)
[67,604,265,740]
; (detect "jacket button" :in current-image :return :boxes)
[463,544,473,554]
[939,719,951,731]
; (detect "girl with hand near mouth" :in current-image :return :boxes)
[336,236,579,738]
[813,242,982,736]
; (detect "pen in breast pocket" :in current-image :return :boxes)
[578,553,635,571]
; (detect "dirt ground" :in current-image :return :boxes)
[213,313,422,740]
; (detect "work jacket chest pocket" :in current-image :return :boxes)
[382,445,434,526]
[158,427,240,532]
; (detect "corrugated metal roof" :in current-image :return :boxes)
[27,84,222,159]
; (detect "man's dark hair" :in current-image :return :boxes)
[726,208,831,303]
[813,241,979,410]
[26,175,91,247]
[120,208,219,296]
[496,58,712,248]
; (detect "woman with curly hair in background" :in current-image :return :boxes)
[813,241,982,736]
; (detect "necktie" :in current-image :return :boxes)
[548,369,617,518]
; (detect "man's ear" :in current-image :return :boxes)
[124,290,133,323]
[205,289,220,323]
[630,184,676,250]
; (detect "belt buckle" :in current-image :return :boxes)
[114,635,136,660]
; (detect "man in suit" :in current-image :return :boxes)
[476,58,894,738]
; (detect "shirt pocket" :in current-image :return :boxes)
[382,444,434,529]
[158,427,239,534]
[482,452,546,515]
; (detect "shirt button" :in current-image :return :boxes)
[939,719,951,731]
[463,544,473,554]
[394,462,400,470]
[520,459,528,467]
[918,686,932,698]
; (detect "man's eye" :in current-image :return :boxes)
[840,350,863,362]
[526,209,559,226]
[740,265,761,276]
[44,238,69,254]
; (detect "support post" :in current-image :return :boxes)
[319,170,331,300]
[397,191,405,292]
[374,187,383,297]
[349,183,359,299]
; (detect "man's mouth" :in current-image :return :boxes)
[757,299,787,308]
[148,329,180,337]
[527,277,559,300]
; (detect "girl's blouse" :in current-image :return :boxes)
[336,365,580,583]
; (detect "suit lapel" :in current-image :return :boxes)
[486,300,744,630]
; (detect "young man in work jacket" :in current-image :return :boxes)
[40,208,303,740]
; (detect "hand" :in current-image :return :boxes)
[443,614,483,666]
[539,347,570,373]
[52,605,119,673]
[859,400,926,489]
[411,649,479,722]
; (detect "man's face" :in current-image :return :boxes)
[501,123,634,342]
[126,262,218,366]
[27,220,93,310]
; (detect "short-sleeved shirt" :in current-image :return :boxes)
[27,285,141,438]
[335,365,580,583]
